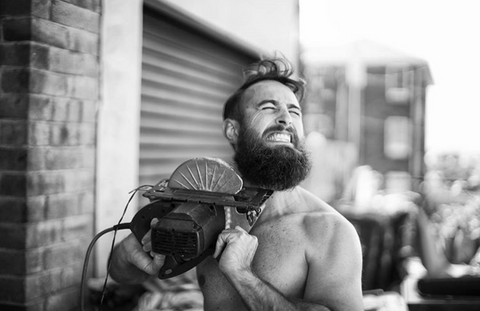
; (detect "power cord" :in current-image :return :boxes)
[80,185,153,311]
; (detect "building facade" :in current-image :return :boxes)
[302,41,432,194]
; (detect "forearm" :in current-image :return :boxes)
[226,268,331,311]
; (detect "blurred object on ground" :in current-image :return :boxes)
[336,165,420,291]
[88,277,146,311]
[401,257,480,311]
[87,268,203,311]
[422,152,480,266]
[363,291,408,311]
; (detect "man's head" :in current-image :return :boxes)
[222,58,311,191]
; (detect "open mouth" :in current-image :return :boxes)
[266,132,292,143]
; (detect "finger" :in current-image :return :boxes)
[141,218,158,245]
[213,231,230,258]
[132,251,165,276]
[145,254,166,275]
[143,241,152,252]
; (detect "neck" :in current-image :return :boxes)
[255,188,301,224]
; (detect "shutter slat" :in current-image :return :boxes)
[139,6,255,186]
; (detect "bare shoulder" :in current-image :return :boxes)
[296,187,362,257]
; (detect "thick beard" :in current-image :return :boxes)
[234,124,311,191]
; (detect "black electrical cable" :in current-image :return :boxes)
[79,185,153,311]
[79,223,130,311]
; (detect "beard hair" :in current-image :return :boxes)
[233,124,311,191]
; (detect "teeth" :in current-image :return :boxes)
[267,133,291,142]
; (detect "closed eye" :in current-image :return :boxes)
[289,107,302,116]
[260,103,276,110]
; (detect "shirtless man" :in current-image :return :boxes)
[110,58,364,310]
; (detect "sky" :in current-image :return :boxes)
[299,0,480,154]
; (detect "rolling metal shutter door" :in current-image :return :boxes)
[140,6,257,187]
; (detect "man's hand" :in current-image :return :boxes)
[213,226,258,275]
[110,219,165,284]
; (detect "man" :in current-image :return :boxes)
[110,58,364,310]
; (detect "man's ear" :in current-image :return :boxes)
[223,118,240,144]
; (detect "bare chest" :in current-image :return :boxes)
[197,217,309,310]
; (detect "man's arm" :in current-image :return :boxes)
[214,224,362,311]
[303,213,364,310]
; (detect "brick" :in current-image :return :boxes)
[69,75,98,99]
[0,275,25,302]
[3,68,98,99]
[0,197,28,222]
[45,191,80,219]
[0,94,30,119]
[44,286,79,311]
[78,191,94,214]
[28,95,53,121]
[51,0,100,33]
[26,171,64,196]
[31,0,52,19]
[44,147,82,170]
[78,123,95,145]
[80,100,97,122]
[2,18,32,42]
[0,0,51,19]
[0,248,43,275]
[25,219,64,248]
[62,214,93,241]
[0,172,27,196]
[0,223,26,249]
[0,119,28,146]
[31,18,69,50]
[24,269,63,300]
[62,0,101,13]
[26,170,94,196]
[0,0,32,17]
[29,69,69,97]
[28,121,50,146]
[81,146,95,168]
[66,99,81,122]
[49,48,98,76]
[1,68,30,93]
[0,196,46,223]
[68,26,99,55]
[0,147,28,170]
[0,300,45,311]
[43,242,79,270]
[50,98,70,122]
[0,42,33,67]
[61,262,83,288]
[26,147,48,170]
[49,123,77,146]
[0,249,26,275]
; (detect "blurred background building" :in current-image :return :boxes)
[301,40,432,201]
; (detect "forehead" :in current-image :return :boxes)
[240,80,299,109]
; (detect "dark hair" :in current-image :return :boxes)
[222,58,306,121]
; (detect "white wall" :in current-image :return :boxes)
[161,0,300,67]
[96,0,143,276]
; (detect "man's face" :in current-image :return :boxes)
[232,80,311,191]
[239,80,305,145]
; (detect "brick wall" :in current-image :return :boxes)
[0,1,101,310]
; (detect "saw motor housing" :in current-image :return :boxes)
[129,181,273,279]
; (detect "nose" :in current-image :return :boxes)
[275,106,292,126]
